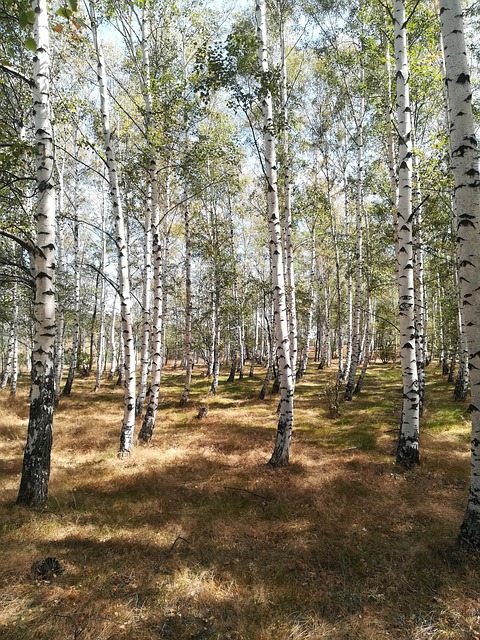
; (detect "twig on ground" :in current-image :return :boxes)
[54,614,85,639]
[223,486,270,501]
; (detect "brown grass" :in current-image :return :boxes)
[1,362,480,639]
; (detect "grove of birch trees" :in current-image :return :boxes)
[1,0,479,546]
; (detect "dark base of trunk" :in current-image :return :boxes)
[272,376,280,395]
[17,372,54,508]
[396,436,420,469]
[454,374,468,401]
[62,375,74,395]
[268,416,291,466]
[119,424,134,457]
[354,378,364,394]
[442,359,449,376]
[138,410,154,443]
[135,397,144,418]
[344,382,354,401]
[458,506,480,552]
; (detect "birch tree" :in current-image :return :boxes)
[438,0,480,549]
[88,1,136,455]
[17,0,56,507]
[393,0,420,468]
[256,0,294,466]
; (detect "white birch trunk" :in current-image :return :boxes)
[139,167,167,442]
[1,315,14,390]
[54,165,65,402]
[108,293,117,379]
[17,0,55,507]
[256,0,294,465]
[345,105,364,401]
[135,182,152,415]
[394,0,420,467]
[94,199,107,392]
[297,222,316,379]
[62,209,80,396]
[413,153,426,414]
[279,10,298,377]
[10,296,19,397]
[438,0,480,548]
[179,205,193,406]
[89,3,136,455]
[209,287,221,394]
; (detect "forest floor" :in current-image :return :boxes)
[1,361,480,639]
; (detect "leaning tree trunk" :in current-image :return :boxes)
[256,0,294,466]
[438,0,480,549]
[393,0,420,468]
[90,2,136,455]
[17,0,55,508]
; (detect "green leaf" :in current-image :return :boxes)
[19,12,29,28]
[24,37,36,52]
[19,10,35,27]
[56,6,73,19]
[67,0,78,11]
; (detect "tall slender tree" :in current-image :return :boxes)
[17,0,56,507]
[393,0,420,468]
[438,0,480,549]
[255,0,294,466]
[88,1,136,455]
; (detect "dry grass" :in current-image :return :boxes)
[1,362,480,639]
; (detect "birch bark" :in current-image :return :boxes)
[255,0,294,465]
[438,0,480,548]
[62,204,80,396]
[89,2,136,455]
[179,205,193,406]
[94,200,107,392]
[393,0,420,467]
[17,0,55,507]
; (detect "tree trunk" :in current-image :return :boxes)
[94,199,107,392]
[54,172,65,402]
[209,290,221,395]
[345,98,364,401]
[62,202,80,396]
[278,7,298,378]
[393,0,420,468]
[136,181,152,416]
[17,0,55,508]
[108,293,117,380]
[139,165,167,442]
[179,205,193,406]
[438,0,480,549]
[413,152,426,414]
[89,2,136,455]
[256,0,294,466]
[297,221,316,380]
